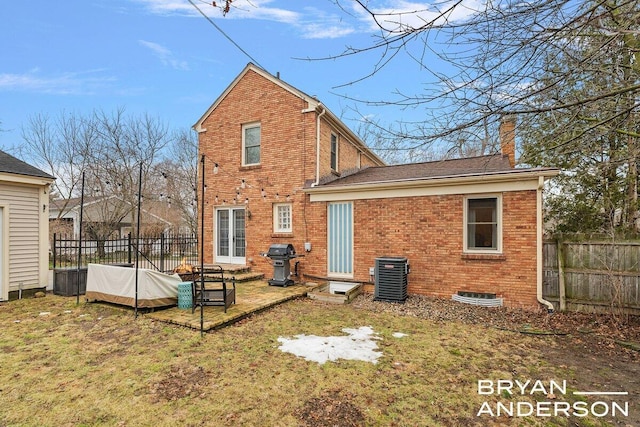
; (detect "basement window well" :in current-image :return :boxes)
[308,281,362,304]
[452,291,503,307]
[329,281,359,295]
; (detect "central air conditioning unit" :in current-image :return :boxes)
[374,256,409,303]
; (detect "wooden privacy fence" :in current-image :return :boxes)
[543,239,640,313]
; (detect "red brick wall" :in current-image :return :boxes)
[198,68,541,309]
[197,69,372,277]
[302,190,540,309]
[360,154,380,168]
[317,119,378,178]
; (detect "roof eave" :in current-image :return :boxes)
[304,168,560,195]
[0,172,55,186]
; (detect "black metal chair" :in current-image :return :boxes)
[191,265,236,313]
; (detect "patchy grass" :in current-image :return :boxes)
[0,295,633,426]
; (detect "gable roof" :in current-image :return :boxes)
[50,195,174,226]
[50,195,113,213]
[193,63,321,132]
[0,150,55,180]
[192,62,385,167]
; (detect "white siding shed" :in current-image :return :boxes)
[0,151,55,301]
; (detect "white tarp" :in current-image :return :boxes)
[85,263,183,308]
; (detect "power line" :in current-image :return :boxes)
[187,0,265,69]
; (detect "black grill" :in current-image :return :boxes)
[265,244,297,287]
[266,243,296,259]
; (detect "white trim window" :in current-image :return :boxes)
[273,203,292,233]
[330,132,338,171]
[464,195,502,252]
[242,122,261,166]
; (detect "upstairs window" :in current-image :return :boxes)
[465,196,501,252]
[330,133,338,171]
[273,203,292,233]
[242,123,261,166]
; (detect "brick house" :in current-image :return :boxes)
[194,63,559,309]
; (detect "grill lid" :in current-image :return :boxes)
[267,243,296,257]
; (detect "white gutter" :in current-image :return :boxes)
[305,168,560,195]
[537,175,554,312]
[0,172,54,187]
[312,105,326,187]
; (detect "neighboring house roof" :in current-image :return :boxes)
[0,150,55,180]
[50,195,174,226]
[50,195,101,212]
[50,196,119,218]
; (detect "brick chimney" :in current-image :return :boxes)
[499,115,516,168]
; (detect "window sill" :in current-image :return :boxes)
[240,164,261,171]
[271,232,293,238]
[461,253,506,261]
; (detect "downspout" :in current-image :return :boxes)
[537,175,554,313]
[312,105,326,187]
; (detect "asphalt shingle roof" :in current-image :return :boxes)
[317,154,513,187]
[0,150,55,179]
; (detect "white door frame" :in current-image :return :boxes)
[214,207,246,265]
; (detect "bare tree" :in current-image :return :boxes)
[319,0,639,233]
[21,111,96,212]
[89,108,173,232]
[156,128,199,234]
[21,108,178,244]
[324,1,636,146]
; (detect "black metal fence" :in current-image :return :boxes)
[51,232,199,273]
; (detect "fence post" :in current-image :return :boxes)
[160,232,165,273]
[52,233,57,268]
[557,239,566,312]
[128,232,132,265]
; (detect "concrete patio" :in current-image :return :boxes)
[145,279,314,331]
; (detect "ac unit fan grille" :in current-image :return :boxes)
[374,257,408,303]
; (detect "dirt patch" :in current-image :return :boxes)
[148,364,209,402]
[296,389,365,427]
